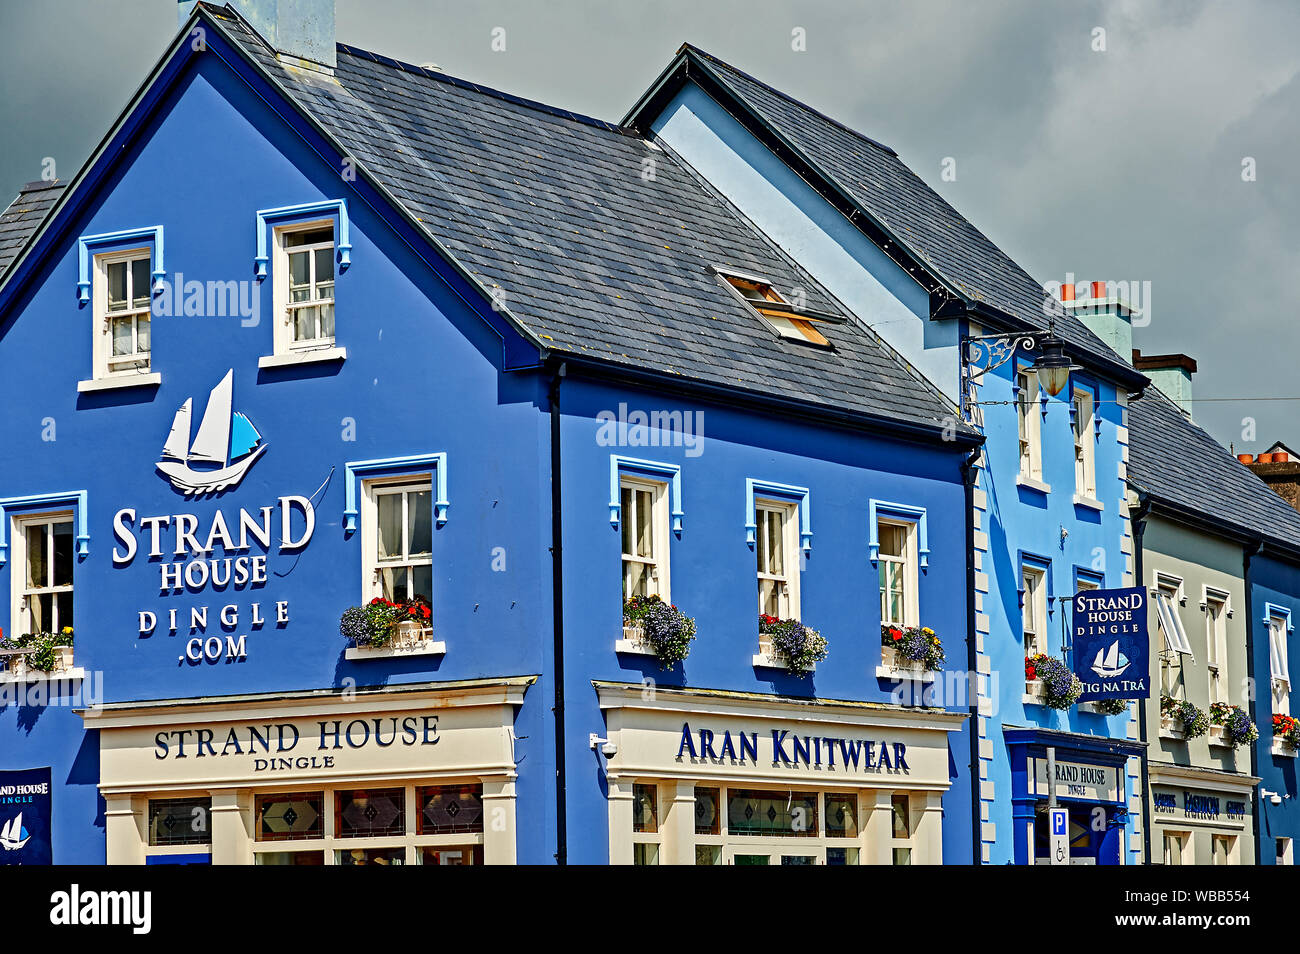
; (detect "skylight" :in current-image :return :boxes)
[721,273,830,346]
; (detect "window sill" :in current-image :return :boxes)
[0,666,85,685]
[1207,725,1232,748]
[752,651,814,673]
[77,372,161,393]
[1080,700,1128,715]
[1159,717,1187,742]
[1072,494,1104,512]
[1272,738,1298,758]
[344,638,445,660]
[1023,679,1046,705]
[1016,475,1052,495]
[616,625,656,656]
[258,346,347,369]
[876,648,936,682]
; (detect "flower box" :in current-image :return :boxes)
[1208,724,1229,747]
[1272,737,1298,758]
[1273,714,1300,756]
[620,597,695,668]
[1024,654,1082,709]
[1209,702,1258,750]
[1024,679,1046,705]
[345,626,443,660]
[877,646,935,683]
[1160,714,1187,740]
[340,597,442,659]
[615,624,656,656]
[0,644,78,682]
[757,615,826,677]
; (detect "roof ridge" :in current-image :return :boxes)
[335,42,636,136]
[679,43,897,158]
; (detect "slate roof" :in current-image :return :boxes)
[192,6,970,438]
[628,45,1143,386]
[1127,388,1300,552]
[0,181,65,277]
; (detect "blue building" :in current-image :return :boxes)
[0,2,979,864]
[624,44,1152,863]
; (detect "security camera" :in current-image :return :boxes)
[589,733,617,758]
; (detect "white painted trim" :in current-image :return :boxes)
[751,651,815,673]
[344,639,445,660]
[1072,494,1104,512]
[257,346,347,369]
[0,666,85,685]
[1016,474,1052,495]
[77,372,162,392]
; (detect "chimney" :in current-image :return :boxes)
[1132,349,1197,420]
[1058,279,1138,363]
[179,0,336,69]
[1245,444,1300,513]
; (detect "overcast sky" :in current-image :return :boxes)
[2,0,1297,452]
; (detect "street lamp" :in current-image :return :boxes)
[960,321,1079,422]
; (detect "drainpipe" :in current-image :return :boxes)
[549,361,568,865]
[962,444,983,865]
[1244,535,1264,866]
[1131,493,1152,865]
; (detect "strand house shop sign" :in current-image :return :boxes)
[1070,587,1150,702]
[111,369,313,664]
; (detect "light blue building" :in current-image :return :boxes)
[625,45,1151,863]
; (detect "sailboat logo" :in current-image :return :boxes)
[0,813,30,851]
[156,369,267,495]
[1091,640,1131,679]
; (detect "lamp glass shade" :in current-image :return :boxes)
[1039,364,1072,397]
[1031,336,1073,396]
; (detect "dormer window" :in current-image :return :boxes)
[721,273,830,346]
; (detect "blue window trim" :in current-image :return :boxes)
[1018,550,1054,614]
[868,499,929,570]
[344,453,447,534]
[77,226,165,304]
[746,479,812,554]
[1264,602,1294,632]
[609,456,683,533]
[1074,565,1105,591]
[0,491,90,566]
[255,200,352,280]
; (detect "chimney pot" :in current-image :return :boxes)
[1091,281,1107,300]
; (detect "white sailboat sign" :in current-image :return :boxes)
[156,370,267,496]
[1091,640,1131,679]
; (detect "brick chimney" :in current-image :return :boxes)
[1244,443,1300,512]
[1132,349,1197,420]
[179,0,336,69]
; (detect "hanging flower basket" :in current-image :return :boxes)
[622,595,695,668]
[1160,693,1209,739]
[880,625,945,672]
[1024,654,1082,709]
[1209,702,1258,749]
[1091,697,1130,716]
[760,615,827,676]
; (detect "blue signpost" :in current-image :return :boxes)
[1071,586,1151,702]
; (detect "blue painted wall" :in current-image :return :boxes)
[557,376,974,864]
[0,42,557,863]
[1249,553,1300,863]
[649,77,1139,863]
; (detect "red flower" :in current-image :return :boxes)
[892,632,902,642]
[1026,665,1036,680]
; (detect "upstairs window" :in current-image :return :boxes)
[620,476,670,601]
[878,521,917,628]
[1072,388,1097,499]
[363,479,433,605]
[95,250,152,377]
[756,499,799,622]
[1017,370,1042,482]
[12,515,74,637]
[277,224,335,353]
[722,274,829,346]
[1155,576,1190,697]
[1271,613,1291,716]
[1022,565,1046,657]
[1205,591,1229,706]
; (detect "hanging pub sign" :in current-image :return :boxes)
[1071,586,1150,702]
[0,767,53,865]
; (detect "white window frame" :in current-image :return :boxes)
[1022,565,1047,658]
[1204,589,1230,707]
[360,476,434,605]
[1271,613,1291,716]
[877,519,918,629]
[92,247,153,380]
[273,220,337,356]
[1017,370,1042,482]
[10,512,75,637]
[1163,829,1191,866]
[756,498,801,626]
[1154,575,1193,655]
[1071,388,1096,500]
[620,475,670,603]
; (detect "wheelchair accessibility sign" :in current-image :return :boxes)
[1049,808,1069,866]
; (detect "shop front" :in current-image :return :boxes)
[594,682,967,865]
[1149,764,1257,865]
[80,677,533,865]
[1006,728,1144,865]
